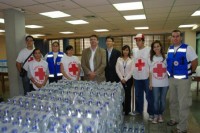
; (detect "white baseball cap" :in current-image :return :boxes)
[134,33,145,40]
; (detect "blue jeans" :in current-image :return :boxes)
[134,79,154,115]
[153,86,168,116]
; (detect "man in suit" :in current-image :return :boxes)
[105,36,121,82]
[81,35,106,83]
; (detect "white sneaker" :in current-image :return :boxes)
[148,115,154,121]
[132,111,140,116]
[129,112,134,116]
[152,117,158,124]
[158,115,164,123]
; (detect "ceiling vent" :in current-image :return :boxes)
[84,15,96,19]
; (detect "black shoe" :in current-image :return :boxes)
[167,120,178,126]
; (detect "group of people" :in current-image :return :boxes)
[16,30,198,133]
[16,36,82,92]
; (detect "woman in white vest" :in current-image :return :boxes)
[60,45,81,80]
[148,40,169,124]
[28,48,49,91]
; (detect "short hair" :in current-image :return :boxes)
[25,35,34,41]
[66,45,73,51]
[52,41,60,46]
[90,34,98,40]
[33,48,41,55]
[121,45,131,58]
[172,29,182,36]
[106,36,114,42]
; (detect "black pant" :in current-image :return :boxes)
[22,74,31,96]
[29,84,35,92]
[49,76,62,83]
[0,97,4,102]
[122,77,133,115]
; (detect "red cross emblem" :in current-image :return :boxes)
[69,63,78,76]
[28,57,34,62]
[153,64,166,77]
[135,59,145,71]
[35,68,45,80]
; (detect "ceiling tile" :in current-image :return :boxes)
[45,1,80,10]
[23,4,54,13]
[72,0,109,7]
[0,0,38,7]
[143,0,174,9]
[87,5,116,13]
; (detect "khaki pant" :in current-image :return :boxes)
[169,77,192,131]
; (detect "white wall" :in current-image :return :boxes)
[183,29,196,50]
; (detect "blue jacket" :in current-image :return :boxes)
[46,52,64,78]
[167,43,191,79]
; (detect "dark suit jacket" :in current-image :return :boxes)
[81,47,106,83]
[105,48,121,82]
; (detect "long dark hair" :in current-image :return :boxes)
[121,45,131,58]
[150,40,165,62]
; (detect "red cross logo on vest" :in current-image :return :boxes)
[135,59,145,71]
[35,68,45,80]
[69,63,78,76]
[153,64,166,77]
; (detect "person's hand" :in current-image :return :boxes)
[149,83,153,90]
[121,79,126,84]
[88,72,96,80]
[35,82,43,88]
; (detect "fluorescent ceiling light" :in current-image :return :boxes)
[94,29,109,32]
[124,15,146,20]
[40,11,70,18]
[66,20,89,25]
[191,10,200,16]
[178,24,196,28]
[0,29,5,32]
[192,24,199,30]
[0,18,4,23]
[25,25,43,28]
[134,27,149,30]
[31,34,45,38]
[60,31,74,34]
[113,2,143,11]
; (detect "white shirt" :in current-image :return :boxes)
[89,47,97,72]
[53,52,58,63]
[107,47,113,61]
[132,47,150,79]
[16,48,34,71]
[116,57,134,81]
[61,55,80,80]
[148,56,169,87]
[28,59,49,90]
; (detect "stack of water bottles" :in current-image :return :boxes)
[0,80,127,133]
[122,121,145,133]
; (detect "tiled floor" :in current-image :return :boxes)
[0,79,200,133]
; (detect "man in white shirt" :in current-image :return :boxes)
[132,33,154,120]
[16,35,34,95]
[167,30,198,133]
[81,35,106,83]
